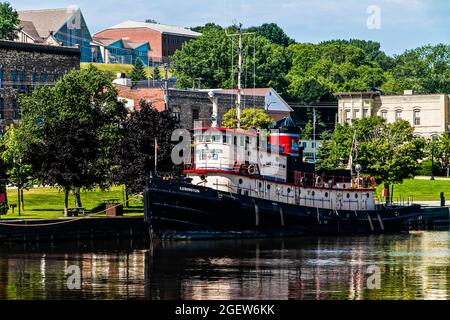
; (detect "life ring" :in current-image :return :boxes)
[300,177,306,187]
[248,165,257,175]
[315,176,323,188]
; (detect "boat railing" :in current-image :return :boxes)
[292,171,377,190]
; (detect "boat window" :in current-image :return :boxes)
[223,135,229,144]
[355,193,358,199]
[267,185,271,190]
[367,193,370,199]
[287,188,291,194]
[233,136,237,145]
[312,191,315,196]
[258,182,263,190]
[240,136,244,147]
[347,193,350,199]
[325,192,329,198]
[205,135,212,142]
[239,179,243,185]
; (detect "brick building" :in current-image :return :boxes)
[115,85,292,130]
[0,40,80,132]
[94,21,201,63]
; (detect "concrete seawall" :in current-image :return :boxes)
[0,217,148,243]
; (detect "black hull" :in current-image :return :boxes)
[144,177,423,240]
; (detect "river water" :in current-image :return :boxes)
[1,230,450,300]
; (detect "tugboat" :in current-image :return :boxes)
[143,24,422,240]
[143,115,422,240]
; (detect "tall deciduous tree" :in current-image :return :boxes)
[382,44,450,94]
[172,28,289,92]
[222,108,274,130]
[18,66,127,215]
[0,2,21,40]
[317,117,425,187]
[286,43,385,103]
[246,23,294,47]
[115,102,179,194]
[0,125,33,210]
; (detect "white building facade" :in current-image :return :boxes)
[334,91,450,138]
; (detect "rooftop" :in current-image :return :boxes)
[18,7,80,39]
[105,20,201,38]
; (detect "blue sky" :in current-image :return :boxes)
[12,0,450,55]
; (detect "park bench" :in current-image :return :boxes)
[66,207,86,217]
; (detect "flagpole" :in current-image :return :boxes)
[154,138,158,174]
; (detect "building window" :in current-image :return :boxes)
[12,99,20,120]
[381,110,387,119]
[363,109,369,118]
[40,72,48,83]
[172,111,180,122]
[0,97,4,119]
[11,70,17,88]
[345,110,351,123]
[395,110,402,121]
[414,110,421,126]
[0,67,4,88]
[192,108,199,121]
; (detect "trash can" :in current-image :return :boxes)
[106,203,123,217]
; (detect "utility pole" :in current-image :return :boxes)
[227,24,255,130]
[313,106,316,163]
[164,63,169,112]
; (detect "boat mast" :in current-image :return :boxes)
[236,23,243,130]
[227,24,254,130]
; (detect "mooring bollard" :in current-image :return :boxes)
[440,192,445,207]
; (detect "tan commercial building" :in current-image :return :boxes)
[334,90,450,138]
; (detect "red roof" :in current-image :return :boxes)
[115,85,165,112]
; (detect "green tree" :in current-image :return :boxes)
[153,67,161,80]
[191,22,222,33]
[426,133,450,176]
[115,102,179,194]
[286,43,385,103]
[383,44,450,94]
[172,28,289,92]
[19,66,127,215]
[246,23,294,46]
[222,108,274,130]
[0,125,33,211]
[129,58,147,84]
[317,117,425,187]
[321,39,394,70]
[0,2,21,40]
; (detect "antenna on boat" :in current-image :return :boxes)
[227,23,255,130]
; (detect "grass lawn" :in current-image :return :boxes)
[1,186,143,220]
[80,62,172,78]
[376,179,450,201]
